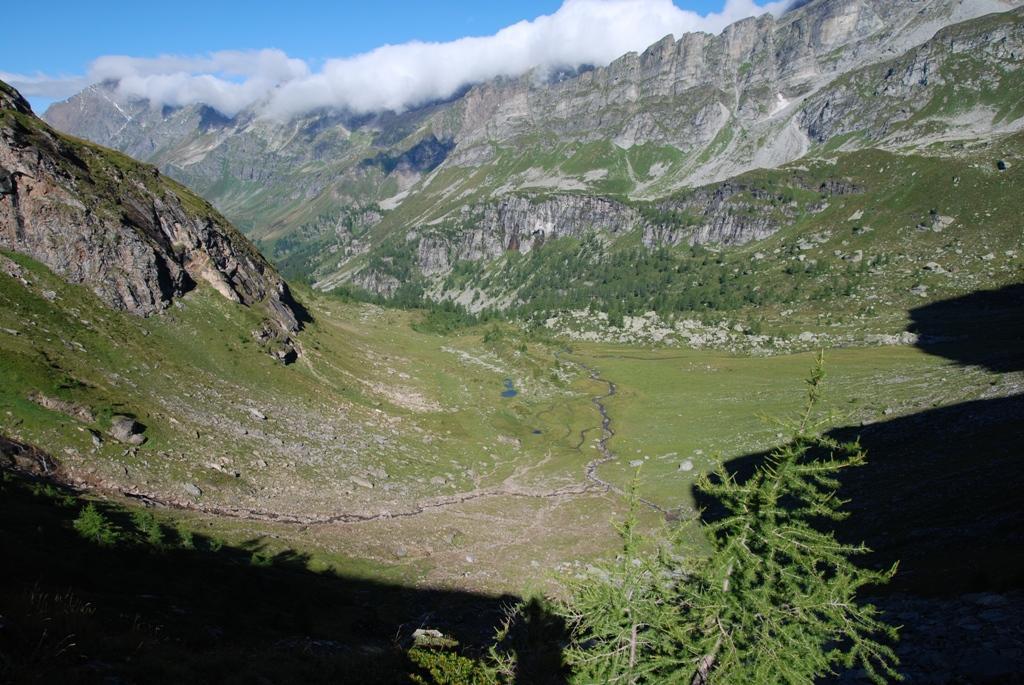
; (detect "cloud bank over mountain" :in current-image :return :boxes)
[3,0,792,118]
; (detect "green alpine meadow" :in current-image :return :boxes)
[1,1,1022,682]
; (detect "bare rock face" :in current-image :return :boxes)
[251,320,300,365]
[382,195,643,293]
[27,392,96,423]
[350,269,402,298]
[0,80,302,336]
[416,195,641,276]
[0,435,60,478]
[396,173,861,288]
[447,0,1024,163]
[798,8,1024,145]
[642,176,858,247]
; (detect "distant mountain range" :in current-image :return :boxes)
[42,0,1024,316]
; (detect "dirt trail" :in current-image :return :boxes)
[57,355,672,524]
[124,479,603,525]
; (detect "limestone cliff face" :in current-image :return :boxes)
[397,174,858,289]
[416,195,641,277]
[798,7,1024,145]
[0,81,301,333]
[642,177,856,247]
[446,0,1023,155]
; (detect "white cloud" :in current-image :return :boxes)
[95,50,310,116]
[0,71,90,99]
[4,0,793,118]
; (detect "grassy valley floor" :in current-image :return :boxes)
[3,248,1020,595]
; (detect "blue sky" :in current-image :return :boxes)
[3,2,557,75]
[2,0,785,114]
[6,1,729,73]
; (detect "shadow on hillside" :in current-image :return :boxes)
[281,280,314,329]
[698,284,1024,594]
[695,285,1024,679]
[695,394,1024,595]
[908,283,1024,373]
[0,450,568,684]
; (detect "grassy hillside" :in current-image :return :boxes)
[320,132,1022,352]
[4,239,1019,594]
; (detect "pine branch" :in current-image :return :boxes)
[558,355,900,683]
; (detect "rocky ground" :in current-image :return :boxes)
[542,308,923,353]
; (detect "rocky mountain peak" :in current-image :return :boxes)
[33,0,1024,300]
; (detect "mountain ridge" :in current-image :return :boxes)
[1,80,304,341]
[39,0,1024,308]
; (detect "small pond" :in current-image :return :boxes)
[501,378,518,398]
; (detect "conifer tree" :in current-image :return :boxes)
[73,503,120,547]
[560,355,900,684]
[558,480,682,683]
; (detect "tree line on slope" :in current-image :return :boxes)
[331,233,873,335]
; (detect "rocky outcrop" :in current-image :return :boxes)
[642,177,854,247]
[109,415,146,445]
[648,184,793,248]
[0,435,60,478]
[416,195,640,275]
[350,269,402,298]
[27,391,96,423]
[408,173,860,278]
[0,80,303,335]
[251,320,301,364]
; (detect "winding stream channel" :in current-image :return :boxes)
[574,359,673,518]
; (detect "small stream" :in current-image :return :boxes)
[570,356,674,519]
[92,358,674,526]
